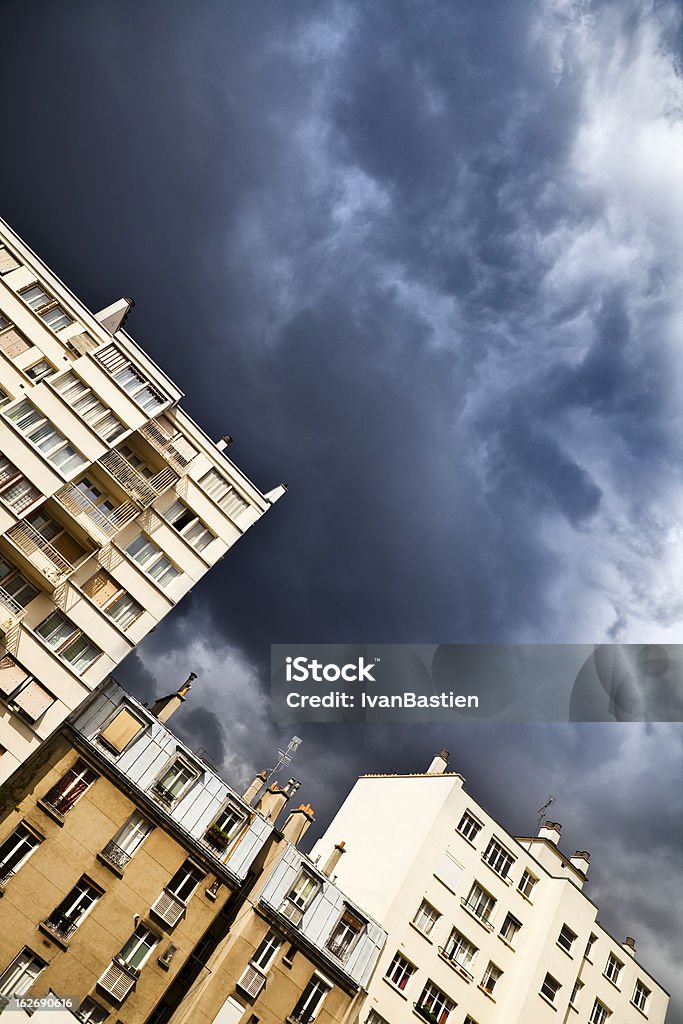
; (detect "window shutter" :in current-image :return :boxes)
[434,852,464,892]
[12,680,54,720]
[83,570,120,607]
[99,709,144,753]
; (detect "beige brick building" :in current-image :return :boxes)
[0,219,285,781]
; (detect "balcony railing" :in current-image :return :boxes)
[139,421,197,475]
[0,868,15,887]
[460,897,494,931]
[0,586,26,632]
[98,450,178,508]
[6,521,75,584]
[41,916,79,943]
[326,938,353,962]
[54,484,139,541]
[438,947,474,980]
[100,839,132,871]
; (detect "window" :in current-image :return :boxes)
[4,399,86,476]
[117,925,158,969]
[199,468,250,519]
[44,877,101,940]
[0,387,10,409]
[326,910,363,961]
[51,371,125,443]
[96,344,167,412]
[464,1018,479,1024]
[0,456,41,513]
[0,948,47,999]
[35,611,102,674]
[413,899,440,937]
[0,316,33,359]
[385,952,415,991]
[151,756,198,805]
[98,707,146,753]
[604,952,623,986]
[589,998,611,1024]
[76,996,109,1023]
[570,979,584,1006]
[252,930,282,971]
[463,882,496,926]
[632,980,651,1013]
[25,359,55,383]
[457,811,483,843]
[0,671,55,723]
[585,933,597,959]
[443,927,477,971]
[126,534,180,588]
[0,245,20,274]
[540,973,561,1002]
[499,913,522,945]
[290,975,330,1023]
[482,838,514,879]
[0,823,41,884]
[416,981,454,1024]
[558,924,577,954]
[83,570,144,630]
[434,851,464,891]
[517,869,537,899]
[366,1013,389,1024]
[287,871,319,911]
[163,500,215,552]
[20,285,73,331]
[41,759,98,816]
[480,962,502,995]
[0,555,39,610]
[151,860,204,927]
[102,812,153,870]
[204,802,245,852]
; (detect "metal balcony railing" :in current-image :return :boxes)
[98,450,178,508]
[438,947,474,980]
[41,916,79,943]
[0,586,26,627]
[139,421,197,474]
[54,484,139,541]
[6,521,74,583]
[100,839,132,871]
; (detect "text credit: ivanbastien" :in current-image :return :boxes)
[271,644,683,724]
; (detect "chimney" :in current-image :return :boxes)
[243,770,268,804]
[570,851,590,875]
[256,782,290,822]
[427,750,450,774]
[622,936,637,955]
[538,821,562,845]
[94,297,135,334]
[281,804,316,846]
[216,436,233,451]
[322,841,346,877]
[150,672,196,723]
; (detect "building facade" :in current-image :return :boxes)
[0,219,285,781]
[311,751,669,1024]
[0,678,385,1024]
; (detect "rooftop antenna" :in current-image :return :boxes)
[536,795,555,831]
[265,736,303,784]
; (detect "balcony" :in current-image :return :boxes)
[5,521,75,586]
[54,484,138,542]
[139,421,197,475]
[326,938,352,962]
[40,915,79,946]
[99,839,132,873]
[0,586,26,643]
[438,947,474,981]
[98,450,178,508]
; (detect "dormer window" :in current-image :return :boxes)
[150,756,198,807]
[281,871,318,925]
[97,706,146,755]
[204,802,246,852]
[326,910,364,962]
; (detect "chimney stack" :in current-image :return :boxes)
[257,782,290,823]
[322,841,346,877]
[149,672,196,723]
[427,750,450,774]
[216,436,233,451]
[570,851,590,875]
[622,936,637,955]
[538,821,562,845]
[243,770,268,804]
[281,804,316,846]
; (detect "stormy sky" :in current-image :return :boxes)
[2,0,682,1017]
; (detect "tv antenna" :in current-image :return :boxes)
[536,795,555,831]
[266,736,303,783]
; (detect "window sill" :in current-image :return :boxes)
[409,921,434,944]
[556,941,575,960]
[38,921,70,950]
[630,1001,649,1019]
[568,1003,579,1014]
[455,830,480,850]
[460,900,494,932]
[282,957,295,970]
[538,992,558,1012]
[602,973,622,992]
[97,850,125,878]
[497,934,517,952]
[516,890,534,905]
[480,856,512,885]
[382,977,409,1000]
[437,949,473,983]
[37,799,65,826]
[477,985,497,1003]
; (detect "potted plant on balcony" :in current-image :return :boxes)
[204,823,231,850]
[414,1004,442,1024]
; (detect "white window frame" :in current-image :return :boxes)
[604,952,623,987]
[51,371,125,443]
[287,871,320,911]
[3,398,86,477]
[589,998,612,1024]
[517,869,538,899]
[632,979,650,1012]
[151,755,199,805]
[0,947,47,999]
[75,996,109,1023]
[443,927,478,971]
[35,611,102,675]
[126,534,180,588]
[412,899,440,937]
[499,912,522,945]
[482,837,515,879]
[540,973,561,1002]
[457,811,483,844]
[385,951,415,992]
[480,962,502,995]
[558,924,577,954]
[0,456,41,514]
[290,974,330,1023]
[0,822,42,882]
[19,284,74,331]
[44,876,101,936]
[162,499,215,553]
[116,925,158,970]
[464,881,496,926]
[416,980,454,1024]
[251,929,282,971]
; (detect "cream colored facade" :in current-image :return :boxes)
[0,219,285,782]
[312,753,669,1024]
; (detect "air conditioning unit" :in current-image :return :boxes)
[280,900,304,926]
[150,890,185,928]
[236,964,267,999]
[97,961,136,1002]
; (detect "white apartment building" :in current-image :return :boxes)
[0,219,285,782]
[311,751,669,1024]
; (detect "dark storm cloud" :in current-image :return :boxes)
[2,0,682,1017]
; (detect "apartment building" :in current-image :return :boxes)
[0,219,285,782]
[311,751,669,1024]
[0,677,385,1024]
